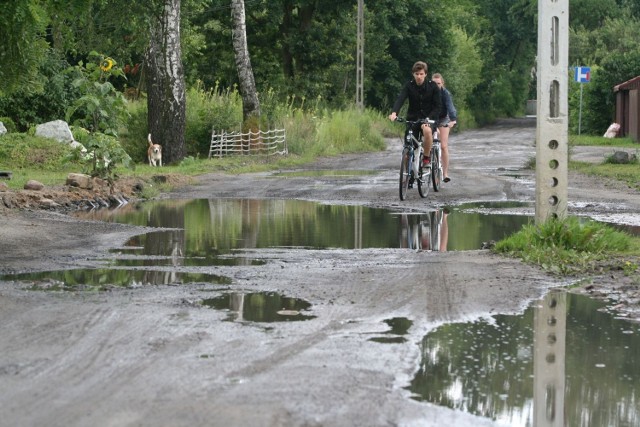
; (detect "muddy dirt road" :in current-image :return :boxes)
[1,117,639,427]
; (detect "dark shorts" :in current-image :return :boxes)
[405,121,435,145]
[438,117,451,127]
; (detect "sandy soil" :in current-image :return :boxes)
[1,117,639,427]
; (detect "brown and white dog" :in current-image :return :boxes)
[603,123,620,138]
[147,133,162,166]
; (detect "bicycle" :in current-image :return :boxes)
[394,117,435,200]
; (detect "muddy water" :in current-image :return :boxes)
[1,198,531,286]
[202,291,316,322]
[76,198,531,255]
[408,291,640,426]
[1,268,230,290]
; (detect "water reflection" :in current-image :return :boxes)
[408,292,640,426]
[1,268,230,290]
[202,292,315,322]
[77,199,531,256]
[400,210,449,251]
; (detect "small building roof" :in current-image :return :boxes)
[614,75,640,92]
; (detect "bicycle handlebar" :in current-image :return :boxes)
[394,117,447,127]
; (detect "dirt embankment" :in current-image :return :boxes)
[0,174,192,212]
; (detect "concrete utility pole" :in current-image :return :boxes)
[535,0,569,223]
[356,0,364,110]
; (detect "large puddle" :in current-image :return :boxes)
[408,291,640,426]
[1,198,531,287]
[76,198,531,254]
[3,198,638,423]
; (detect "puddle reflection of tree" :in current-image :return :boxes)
[142,230,184,284]
[400,209,449,251]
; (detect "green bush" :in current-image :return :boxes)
[0,134,80,170]
[65,132,132,183]
[0,117,16,133]
[119,100,149,163]
[186,82,243,158]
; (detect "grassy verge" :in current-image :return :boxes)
[494,216,640,277]
[568,133,640,191]
[570,161,640,191]
[569,134,638,147]
[0,108,390,191]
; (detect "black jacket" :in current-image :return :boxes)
[392,79,442,121]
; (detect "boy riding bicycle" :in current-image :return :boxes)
[388,61,442,188]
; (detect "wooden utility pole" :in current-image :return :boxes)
[356,0,364,110]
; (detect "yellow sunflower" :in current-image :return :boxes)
[100,58,114,72]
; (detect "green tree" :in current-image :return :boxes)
[463,0,537,123]
[0,0,49,95]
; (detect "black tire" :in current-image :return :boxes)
[432,149,442,192]
[417,152,430,198]
[399,147,411,201]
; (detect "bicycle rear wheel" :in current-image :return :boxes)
[399,147,411,201]
[432,149,442,192]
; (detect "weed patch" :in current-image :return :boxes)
[494,217,640,275]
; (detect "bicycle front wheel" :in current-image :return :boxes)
[417,154,430,198]
[432,149,442,192]
[399,147,411,201]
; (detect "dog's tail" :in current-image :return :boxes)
[148,133,153,146]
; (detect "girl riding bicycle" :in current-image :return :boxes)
[432,73,457,183]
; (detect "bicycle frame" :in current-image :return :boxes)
[395,117,431,200]
[405,127,423,178]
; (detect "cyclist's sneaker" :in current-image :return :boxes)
[423,157,431,166]
[408,176,414,189]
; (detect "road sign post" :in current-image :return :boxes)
[574,67,590,135]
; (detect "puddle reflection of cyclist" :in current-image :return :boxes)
[389,61,442,187]
[400,209,449,251]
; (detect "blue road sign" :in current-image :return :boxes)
[575,67,591,83]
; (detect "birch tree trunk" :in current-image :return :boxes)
[230,0,260,122]
[146,0,186,164]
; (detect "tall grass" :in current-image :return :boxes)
[186,81,244,157]
[494,216,640,274]
[312,109,387,156]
